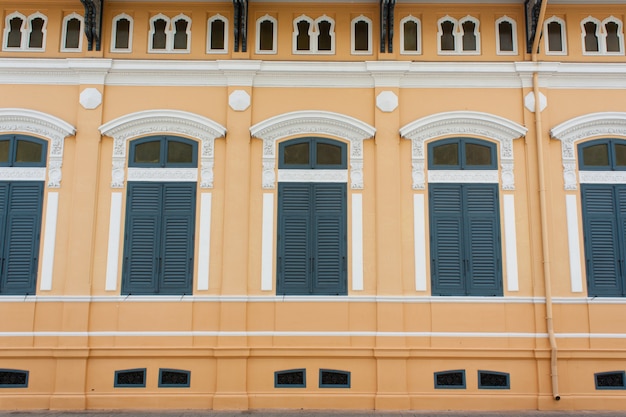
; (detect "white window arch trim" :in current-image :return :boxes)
[0,108,75,187]
[459,15,481,55]
[250,110,375,190]
[581,16,602,55]
[292,14,315,54]
[544,16,568,55]
[2,11,26,51]
[25,12,47,51]
[256,14,278,55]
[400,15,422,55]
[99,110,226,189]
[207,14,228,54]
[400,111,527,191]
[111,13,134,53]
[437,15,458,55]
[315,15,336,54]
[351,15,372,55]
[171,13,192,53]
[602,16,625,55]
[149,13,171,52]
[61,12,84,52]
[551,112,626,191]
[495,15,518,56]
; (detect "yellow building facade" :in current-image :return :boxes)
[1,0,626,411]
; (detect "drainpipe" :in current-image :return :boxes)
[530,0,560,401]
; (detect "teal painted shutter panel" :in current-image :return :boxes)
[0,182,43,295]
[123,183,162,294]
[313,184,346,295]
[465,184,502,296]
[582,185,624,296]
[430,185,465,295]
[160,183,195,294]
[277,183,312,295]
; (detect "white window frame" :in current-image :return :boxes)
[544,16,568,56]
[314,15,335,55]
[437,16,459,55]
[459,15,481,55]
[111,13,134,53]
[400,15,421,55]
[495,16,517,56]
[171,13,192,53]
[292,14,315,54]
[351,15,372,55]
[256,14,277,55]
[581,16,602,55]
[206,14,228,54]
[148,13,191,53]
[3,11,47,52]
[602,16,625,55]
[60,12,84,52]
[2,11,26,51]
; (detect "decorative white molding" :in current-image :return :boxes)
[376,91,398,113]
[250,110,375,189]
[400,111,527,190]
[551,112,626,190]
[429,170,499,184]
[277,169,348,183]
[127,168,198,182]
[524,91,547,112]
[229,89,251,111]
[0,167,46,181]
[99,110,226,188]
[0,108,75,188]
[79,87,102,110]
[579,170,626,184]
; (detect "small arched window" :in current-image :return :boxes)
[61,13,83,52]
[207,14,228,53]
[28,14,46,49]
[582,16,624,55]
[149,14,191,53]
[3,12,25,50]
[2,12,47,51]
[279,137,346,169]
[129,136,197,168]
[293,15,313,53]
[111,14,133,52]
[400,15,421,55]
[351,16,372,55]
[604,18,623,53]
[172,15,191,51]
[496,16,517,55]
[545,16,567,55]
[429,138,496,170]
[439,18,456,52]
[317,17,334,52]
[256,15,277,54]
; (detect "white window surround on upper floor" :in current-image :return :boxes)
[207,14,228,54]
[495,15,517,55]
[400,15,421,55]
[580,16,624,56]
[61,13,84,52]
[351,15,372,55]
[0,108,75,188]
[250,110,375,190]
[437,15,481,55]
[400,111,527,191]
[2,11,47,52]
[544,16,567,55]
[148,13,192,53]
[111,13,134,53]
[256,14,278,54]
[98,110,226,189]
[292,14,335,55]
[551,112,626,191]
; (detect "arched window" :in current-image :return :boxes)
[293,15,313,53]
[604,17,624,54]
[460,17,479,53]
[578,139,626,297]
[111,14,133,52]
[0,135,48,295]
[438,17,456,52]
[544,16,567,55]
[316,16,334,53]
[123,136,198,296]
[2,12,47,51]
[496,16,517,55]
[207,14,228,53]
[172,14,191,51]
[400,15,421,55]
[277,137,348,296]
[351,15,372,55]
[28,13,46,49]
[3,12,25,50]
[438,16,480,54]
[428,138,502,296]
[149,14,191,53]
[61,13,83,52]
[256,15,277,54]
[582,16,624,55]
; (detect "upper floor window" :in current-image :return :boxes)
[256,15,277,54]
[579,139,626,171]
[61,13,83,52]
[292,15,335,55]
[279,137,347,169]
[544,16,567,55]
[581,16,624,55]
[351,15,372,55]
[400,15,421,55]
[429,138,496,170]
[438,16,480,55]
[496,16,517,55]
[207,14,228,53]
[2,12,47,51]
[111,13,133,52]
[129,136,197,168]
[149,14,191,53]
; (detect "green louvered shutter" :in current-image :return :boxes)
[277,183,312,295]
[430,185,465,295]
[0,182,43,295]
[582,185,624,296]
[123,182,162,294]
[465,184,502,296]
[313,184,346,295]
[160,183,195,295]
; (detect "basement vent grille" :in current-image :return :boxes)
[434,370,466,389]
[478,370,510,389]
[159,369,190,387]
[0,369,28,388]
[595,371,626,389]
[114,368,146,387]
[275,369,306,388]
[319,369,351,388]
